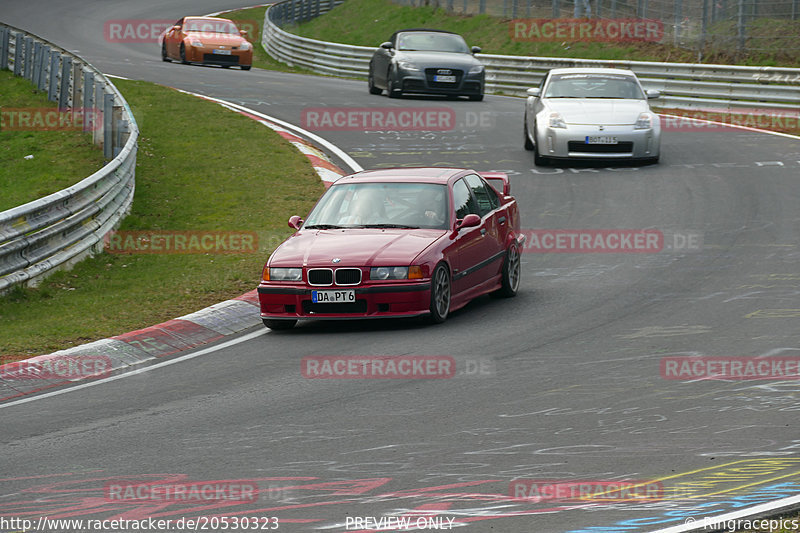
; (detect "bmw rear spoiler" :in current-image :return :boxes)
[479,172,510,196]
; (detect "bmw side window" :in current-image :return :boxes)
[452,179,477,220]
[464,174,497,216]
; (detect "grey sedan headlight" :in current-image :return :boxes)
[371,266,409,280]
[634,112,654,130]
[397,60,420,72]
[269,267,303,281]
[468,64,484,74]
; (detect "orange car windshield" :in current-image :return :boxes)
[183,20,240,34]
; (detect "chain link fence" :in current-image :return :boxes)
[389,0,800,60]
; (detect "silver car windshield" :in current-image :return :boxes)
[304,182,449,230]
[396,32,470,53]
[544,73,645,99]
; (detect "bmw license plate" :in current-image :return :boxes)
[434,75,456,83]
[585,136,618,144]
[213,49,231,55]
[312,289,355,303]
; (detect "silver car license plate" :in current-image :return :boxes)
[434,75,456,83]
[585,136,618,144]
[312,289,355,303]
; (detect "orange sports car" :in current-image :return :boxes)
[161,16,253,70]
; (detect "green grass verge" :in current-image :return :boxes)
[0,78,324,359]
[0,70,105,212]
[287,0,800,66]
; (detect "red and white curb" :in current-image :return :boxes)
[0,90,361,403]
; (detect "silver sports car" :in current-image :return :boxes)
[368,29,485,101]
[524,67,661,165]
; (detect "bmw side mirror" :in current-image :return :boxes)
[471,46,481,54]
[646,89,661,99]
[288,215,303,230]
[526,87,541,98]
[380,41,393,50]
[456,213,481,230]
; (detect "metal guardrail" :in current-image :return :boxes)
[0,23,138,293]
[262,0,800,112]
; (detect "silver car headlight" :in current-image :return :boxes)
[239,41,252,51]
[548,112,567,129]
[190,40,203,47]
[269,267,303,281]
[634,112,654,130]
[468,64,484,74]
[397,60,420,72]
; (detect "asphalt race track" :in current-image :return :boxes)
[2,2,800,532]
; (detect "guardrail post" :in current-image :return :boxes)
[479,0,486,14]
[448,0,454,12]
[793,0,798,20]
[13,32,23,76]
[103,92,114,159]
[700,0,709,57]
[1,27,10,71]
[112,102,124,157]
[83,69,94,133]
[23,36,33,80]
[31,41,42,87]
[59,55,72,109]
[314,0,320,19]
[737,0,746,55]
[93,81,104,146]
[552,0,559,18]
[637,0,647,18]
[37,45,50,91]
[72,60,82,109]
[596,0,602,18]
[610,0,617,18]
[48,50,59,102]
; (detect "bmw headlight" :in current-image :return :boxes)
[548,112,567,129]
[268,267,303,281]
[239,41,252,51]
[190,39,203,47]
[468,64,484,74]
[370,266,423,280]
[397,60,420,72]
[634,112,653,130]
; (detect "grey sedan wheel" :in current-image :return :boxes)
[368,72,382,95]
[387,68,402,98]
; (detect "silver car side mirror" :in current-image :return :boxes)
[526,87,541,98]
[646,89,661,99]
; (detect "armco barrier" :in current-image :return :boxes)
[0,23,138,293]
[262,0,800,112]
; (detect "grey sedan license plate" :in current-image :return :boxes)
[312,289,355,303]
[434,75,456,83]
[585,136,618,144]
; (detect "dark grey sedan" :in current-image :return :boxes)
[368,29,485,101]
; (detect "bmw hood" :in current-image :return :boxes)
[544,99,651,125]
[395,50,481,70]
[270,229,447,268]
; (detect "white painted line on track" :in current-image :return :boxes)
[0,329,267,410]
[648,493,800,533]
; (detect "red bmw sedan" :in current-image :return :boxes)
[258,168,525,330]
